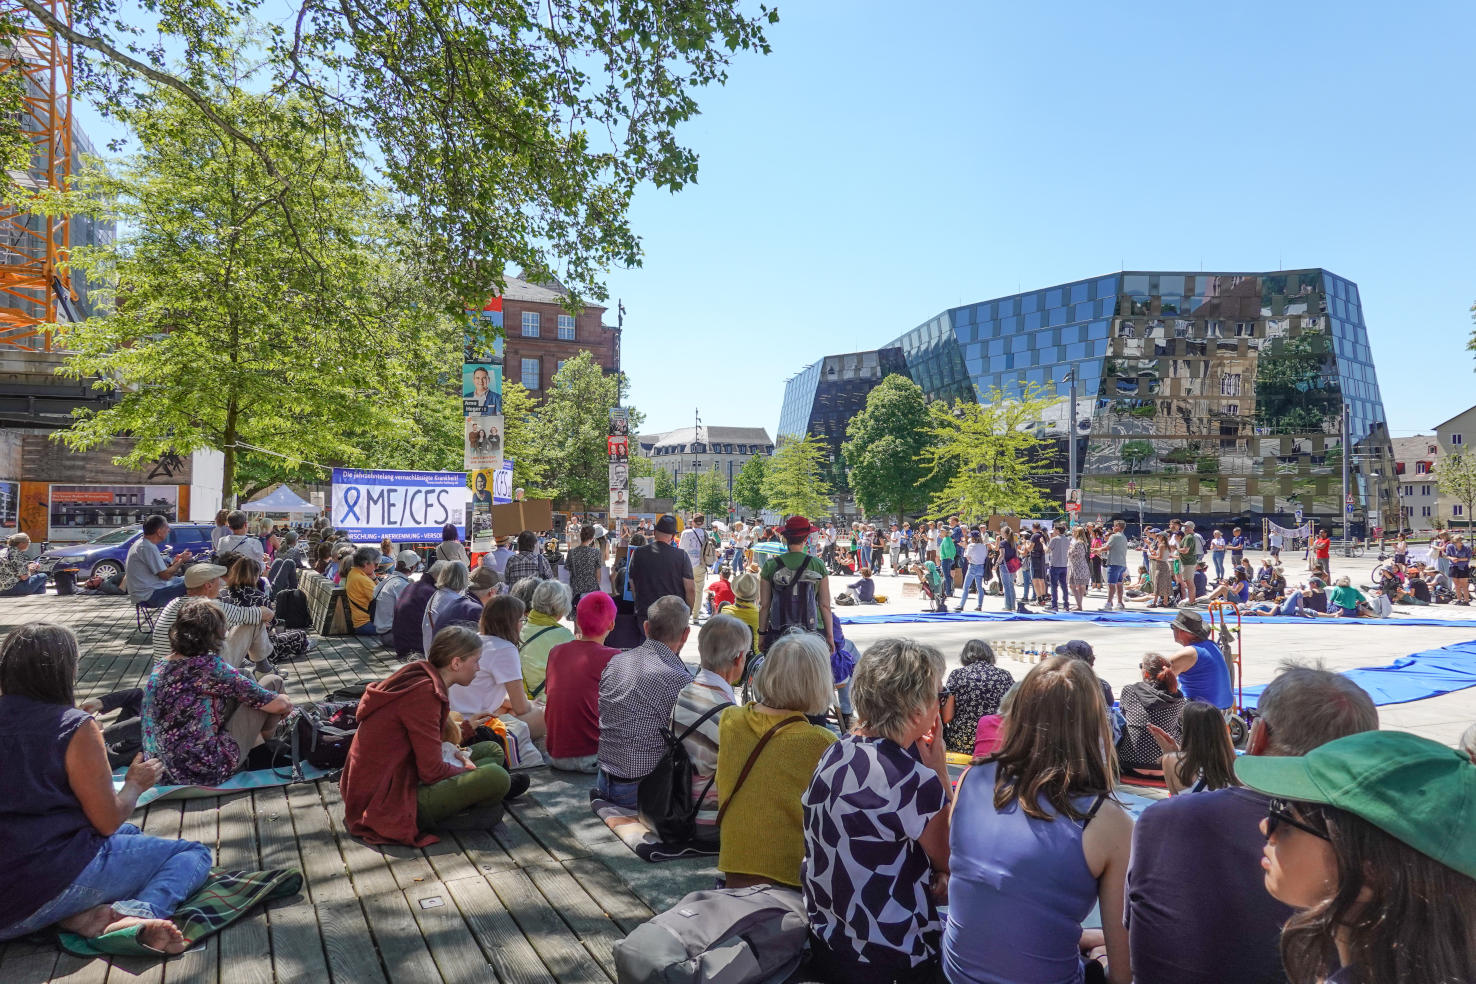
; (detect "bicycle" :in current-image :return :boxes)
[1347,538,1367,558]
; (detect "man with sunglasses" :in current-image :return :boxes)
[1123,663,1378,984]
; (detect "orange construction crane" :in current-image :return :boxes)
[0,0,75,351]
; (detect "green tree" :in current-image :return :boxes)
[696,467,729,517]
[1254,329,1341,435]
[674,472,698,512]
[500,380,548,498]
[526,351,642,507]
[842,374,943,522]
[1439,449,1476,534]
[733,454,770,515]
[19,2,778,306]
[920,384,1059,520]
[765,434,833,519]
[1120,440,1153,473]
[653,467,678,500]
[53,86,445,497]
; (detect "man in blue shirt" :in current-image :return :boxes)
[1166,609,1232,709]
[124,514,192,605]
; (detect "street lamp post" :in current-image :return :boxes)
[1064,368,1077,526]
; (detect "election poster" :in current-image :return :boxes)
[461,364,503,416]
[464,414,504,472]
[608,407,629,519]
[331,468,469,543]
[464,299,506,364]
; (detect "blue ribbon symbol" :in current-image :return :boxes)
[341,487,362,522]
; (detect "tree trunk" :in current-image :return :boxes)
[222,398,239,506]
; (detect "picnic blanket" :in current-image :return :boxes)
[589,796,721,863]
[116,763,336,809]
[58,867,303,958]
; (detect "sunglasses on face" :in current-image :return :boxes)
[1266,798,1330,841]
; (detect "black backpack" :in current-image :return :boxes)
[276,588,311,630]
[638,701,732,844]
[764,553,822,637]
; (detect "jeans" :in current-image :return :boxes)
[353,621,379,636]
[835,678,853,716]
[1212,551,1225,579]
[939,558,954,598]
[1,572,48,596]
[859,545,872,571]
[957,564,987,609]
[0,824,212,940]
[139,578,187,606]
[595,768,641,809]
[1049,566,1068,609]
[416,742,510,827]
[1001,570,1017,610]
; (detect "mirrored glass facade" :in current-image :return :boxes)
[778,269,1396,530]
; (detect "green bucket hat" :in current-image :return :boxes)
[1236,731,1476,880]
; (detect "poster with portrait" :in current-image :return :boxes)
[462,364,503,416]
[608,407,628,436]
[464,414,504,472]
[607,435,629,462]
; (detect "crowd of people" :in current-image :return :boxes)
[2,507,1475,984]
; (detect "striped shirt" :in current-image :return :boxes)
[150,595,264,663]
[670,670,735,840]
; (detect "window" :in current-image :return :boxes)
[520,357,540,390]
[1416,462,1430,474]
[1454,433,1465,445]
[1423,485,1432,496]
[521,311,540,337]
[557,314,575,341]
[1456,505,1466,517]
[1423,506,1432,518]
[556,359,567,374]
[1220,373,1242,397]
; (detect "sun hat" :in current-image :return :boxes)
[1236,730,1476,880]
[468,566,500,591]
[1171,609,1210,637]
[776,516,814,541]
[183,563,227,588]
[733,571,760,603]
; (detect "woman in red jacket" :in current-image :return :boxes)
[340,625,522,846]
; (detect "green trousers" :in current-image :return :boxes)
[416,741,511,827]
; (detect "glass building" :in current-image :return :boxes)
[779,269,1397,531]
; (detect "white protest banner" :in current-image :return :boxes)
[331,468,469,543]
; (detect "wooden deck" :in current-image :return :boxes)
[0,593,718,984]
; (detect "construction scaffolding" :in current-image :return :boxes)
[0,0,74,350]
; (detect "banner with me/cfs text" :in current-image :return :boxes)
[331,468,469,543]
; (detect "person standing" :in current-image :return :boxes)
[937,524,957,603]
[680,515,712,625]
[1209,529,1227,580]
[758,516,834,652]
[626,515,695,631]
[955,531,992,612]
[1445,533,1472,606]
[1046,525,1070,612]
[1313,528,1331,576]
[889,525,902,573]
[1227,526,1248,572]
[1100,519,1130,611]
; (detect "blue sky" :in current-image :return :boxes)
[75,1,1476,440]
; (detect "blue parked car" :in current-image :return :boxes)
[35,522,215,581]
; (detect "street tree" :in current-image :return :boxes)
[15,1,779,307]
[765,434,833,519]
[526,351,642,508]
[53,86,446,496]
[653,468,678,501]
[674,473,698,512]
[733,454,770,515]
[842,374,943,522]
[920,384,1059,520]
[1439,449,1476,534]
[696,467,729,518]
[498,380,547,498]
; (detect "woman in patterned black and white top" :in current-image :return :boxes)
[801,638,952,984]
[1115,652,1186,774]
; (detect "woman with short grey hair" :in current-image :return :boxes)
[421,561,470,653]
[529,579,572,620]
[941,639,1015,755]
[519,579,573,698]
[509,576,540,609]
[801,637,953,980]
[669,614,750,844]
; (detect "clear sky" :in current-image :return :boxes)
[600,0,1476,439]
[74,1,1476,441]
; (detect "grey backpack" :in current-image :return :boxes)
[613,884,808,984]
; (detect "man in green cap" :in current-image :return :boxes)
[1124,663,1378,984]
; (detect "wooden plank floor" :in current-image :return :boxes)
[0,594,717,984]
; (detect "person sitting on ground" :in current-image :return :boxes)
[421,561,478,653]
[1329,575,1374,618]
[834,567,875,606]
[141,600,292,785]
[1148,700,1240,795]
[519,579,574,699]
[218,556,289,675]
[1237,730,1476,984]
[342,546,382,636]
[716,629,836,889]
[1125,661,1378,984]
[718,571,762,655]
[372,551,422,641]
[1199,570,1252,607]
[802,638,952,983]
[1365,584,1393,618]
[1462,722,1476,764]
[215,510,265,565]
[0,532,47,595]
[913,560,947,613]
[941,639,1014,755]
[1116,653,1185,775]
[544,592,620,773]
[0,623,211,954]
[449,595,544,740]
[1124,565,1151,598]
[392,562,439,657]
[705,564,735,614]
[433,523,470,566]
[151,563,273,666]
[1056,638,1116,708]
[595,596,695,807]
[669,614,748,846]
[340,625,524,846]
[125,514,194,606]
[503,530,554,590]
[1165,610,1232,710]
[945,656,1134,984]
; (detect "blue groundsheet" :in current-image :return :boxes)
[838,609,1476,629]
[114,763,335,808]
[1241,642,1476,709]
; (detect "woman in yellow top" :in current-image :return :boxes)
[718,571,763,655]
[518,580,573,697]
[343,547,380,635]
[715,630,836,888]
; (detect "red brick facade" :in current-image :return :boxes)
[500,285,620,401]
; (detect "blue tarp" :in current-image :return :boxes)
[837,609,1476,629]
[1241,642,1476,709]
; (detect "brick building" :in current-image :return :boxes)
[500,275,620,399]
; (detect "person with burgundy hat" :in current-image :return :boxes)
[758,516,834,652]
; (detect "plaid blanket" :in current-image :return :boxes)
[589,796,721,863]
[58,867,303,958]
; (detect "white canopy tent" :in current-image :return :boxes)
[241,486,321,513]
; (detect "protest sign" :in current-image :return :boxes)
[331,468,469,543]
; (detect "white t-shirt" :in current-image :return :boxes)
[964,542,991,565]
[448,635,525,716]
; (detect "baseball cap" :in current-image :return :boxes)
[1055,640,1094,662]
[1236,730,1476,880]
[184,563,227,588]
[655,514,678,534]
[397,549,422,569]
